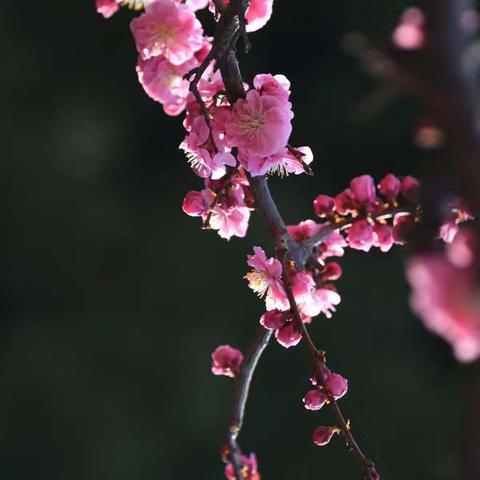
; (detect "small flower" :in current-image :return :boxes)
[373,223,394,252]
[312,426,338,447]
[260,310,289,330]
[324,372,348,399]
[96,0,120,18]
[378,174,401,204]
[211,345,244,378]
[313,194,335,218]
[275,322,302,348]
[245,246,289,311]
[401,175,421,203]
[350,175,376,207]
[347,219,375,252]
[303,390,327,411]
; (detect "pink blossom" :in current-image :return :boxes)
[96,0,120,18]
[321,262,342,281]
[334,188,356,215]
[303,390,327,411]
[245,246,289,311]
[239,146,313,177]
[182,189,212,216]
[347,219,375,252]
[298,287,341,318]
[312,426,337,447]
[350,175,376,207]
[211,345,244,377]
[275,322,302,348]
[393,8,425,50]
[253,73,291,104]
[324,372,348,399]
[136,55,194,116]
[314,194,335,218]
[373,223,394,252]
[260,310,289,330]
[392,213,414,245]
[287,220,322,242]
[318,227,348,259]
[245,0,273,32]
[130,0,203,64]
[439,222,459,244]
[406,244,480,363]
[378,173,401,203]
[225,90,293,157]
[225,453,260,480]
[175,0,209,11]
[401,175,421,203]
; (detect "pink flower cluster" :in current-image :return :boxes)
[407,227,480,363]
[244,245,341,348]
[313,174,421,253]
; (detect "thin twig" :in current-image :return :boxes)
[226,327,273,478]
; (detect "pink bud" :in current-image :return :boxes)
[373,223,394,252]
[350,175,376,206]
[96,0,119,18]
[182,191,208,217]
[401,176,421,203]
[347,219,375,252]
[321,262,342,281]
[303,390,327,411]
[312,426,336,446]
[260,310,289,330]
[324,372,348,399]
[378,174,401,203]
[334,188,356,215]
[275,323,302,348]
[211,345,244,378]
[313,194,335,218]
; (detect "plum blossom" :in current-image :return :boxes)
[211,345,244,377]
[303,390,327,411]
[96,0,120,18]
[245,246,289,311]
[253,73,291,104]
[350,175,376,207]
[406,230,480,362]
[298,287,341,319]
[314,194,335,218]
[275,322,302,348]
[130,0,203,64]
[225,453,260,480]
[347,219,375,252]
[324,372,348,399]
[225,89,293,157]
[245,0,274,32]
[378,174,401,204]
[312,426,338,447]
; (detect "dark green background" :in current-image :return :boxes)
[1,1,473,479]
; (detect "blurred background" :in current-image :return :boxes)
[1,1,476,479]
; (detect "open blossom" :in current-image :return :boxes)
[130,0,203,64]
[298,287,341,319]
[406,230,480,362]
[211,345,244,377]
[239,146,313,177]
[225,453,260,480]
[245,0,274,32]
[347,219,375,252]
[225,89,293,157]
[245,246,289,311]
[96,0,120,18]
[253,73,291,104]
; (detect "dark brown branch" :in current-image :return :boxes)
[227,327,272,478]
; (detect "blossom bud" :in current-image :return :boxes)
[324,372,348,399]
[182,190,208,217]
[321,262,342,281]
[373,223,394,252]
[378,174,401,203]
[347,219,375,252]
[401,176,421,203]
[260,310,289,330]
[275,323,302,348]
[312,426,337,446]
[334,189,356,215]
[211,345,244,378]
[313,194,335,218]
[303,390,327,411]
[350,175,376,206]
